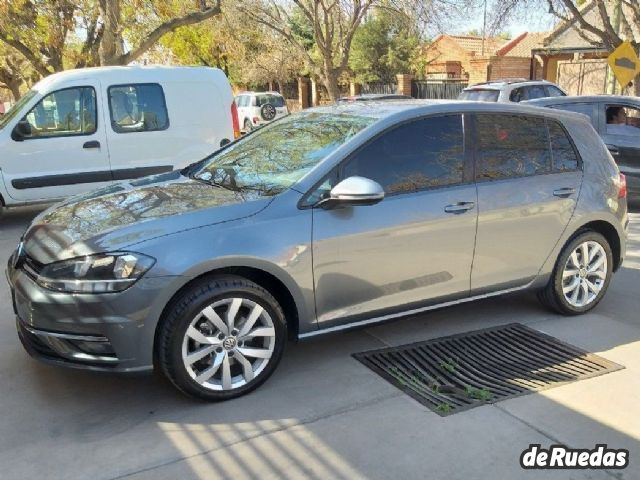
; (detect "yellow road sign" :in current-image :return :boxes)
[608,41,640,88]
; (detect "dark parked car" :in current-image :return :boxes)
[7,101,628,400]
[527,95,640,202]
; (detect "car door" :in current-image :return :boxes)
[311,114,478,328]
[2,83,111,202]
[601,102,640,199]
[105,82,175,181]
[471,113,583,292]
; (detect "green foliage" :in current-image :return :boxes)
[465,386,492,402]
[439,357,458,374]
[349,8,421,83]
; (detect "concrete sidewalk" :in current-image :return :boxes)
[0,207,638,480]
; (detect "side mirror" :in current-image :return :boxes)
[12,120,32,141]
[319,176,385,209]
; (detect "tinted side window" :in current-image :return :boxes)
[343,115,465,194]
[546,86,565,97]
[108,83,168,133]
[550,103,595,125]
[23,87,96,138]
[475,114,550,180]
[526,85,547,100]
[548,121,579,172]
[509,88,525,102]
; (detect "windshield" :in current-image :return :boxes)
[192,112,375,196]
[0,89,37,130]
[458,89,500,102]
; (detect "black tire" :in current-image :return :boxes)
[260,103,276,121]
[537,230,613,315]
[244,118,253,132]
[157,275,287,401]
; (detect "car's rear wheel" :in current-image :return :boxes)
[538,231,613,315]
[158,275,286,400]
[244,119,253,132]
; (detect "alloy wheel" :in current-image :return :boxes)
[561,240,608,308]
[182,297,276,391]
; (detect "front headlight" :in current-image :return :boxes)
[35,252,156,293]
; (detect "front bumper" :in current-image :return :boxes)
[7,253,179,372]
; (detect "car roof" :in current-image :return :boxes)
[304,99,591,124]
[237,91,284,96]
[464,79,554,91]
[32,65,228,93]
[525,95,639,106]
[338,94,412,101]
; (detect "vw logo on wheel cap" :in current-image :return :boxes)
[223,337,237,350]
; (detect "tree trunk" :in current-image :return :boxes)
[322,69,341,102]
[8,81,21,101]
[98,0,124,65]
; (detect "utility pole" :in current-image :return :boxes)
[481,0,487,57]
[607,0,622,94]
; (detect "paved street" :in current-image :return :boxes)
[1,206,639,480]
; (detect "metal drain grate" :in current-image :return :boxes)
[354,323,624,416]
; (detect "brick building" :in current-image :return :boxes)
[424,33,546,85]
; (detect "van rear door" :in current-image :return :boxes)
[2,81,112,203]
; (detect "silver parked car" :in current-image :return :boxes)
[526,95,640,202]
[7,101,628,400]
[459,79,566,103]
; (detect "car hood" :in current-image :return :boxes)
[23,171,273,264]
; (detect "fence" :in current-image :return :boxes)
[280,81,299,100]
[362,82,398,95]
[411,79,468,99]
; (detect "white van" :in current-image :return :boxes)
[0,66,240,209]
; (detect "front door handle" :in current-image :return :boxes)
[553,187,576,198]
[606,145,620,156]
[444,201,475,214]
[83,140,100,149]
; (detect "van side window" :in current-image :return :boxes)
[475,114,550,180]
[108,83,168,133]
[21,87,96,139]
[342,115,465,195]
[548,121,580,172]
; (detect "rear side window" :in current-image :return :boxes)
[342,115,465,194]
[459,89,499,102]
[256,94,285,107]
[548,121,580,172]
[475,114,550,180]
[108,83,169,133]
[550,103,595,125]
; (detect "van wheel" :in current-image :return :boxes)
[537,231,613,315]
[244,119,253,132]
[157,275,286,401]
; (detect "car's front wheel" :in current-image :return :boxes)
[538,231,613,315]
[157,275,286,400]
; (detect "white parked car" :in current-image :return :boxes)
[459,79,566,103]
[234,91,288,132]
[0,66,239,209]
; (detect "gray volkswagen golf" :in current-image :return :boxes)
[6,101,628,400]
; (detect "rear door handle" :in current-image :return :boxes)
[444,201,475,214]
[553,187,576,198]
[606,145,620,156]
[83,140,100,149]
